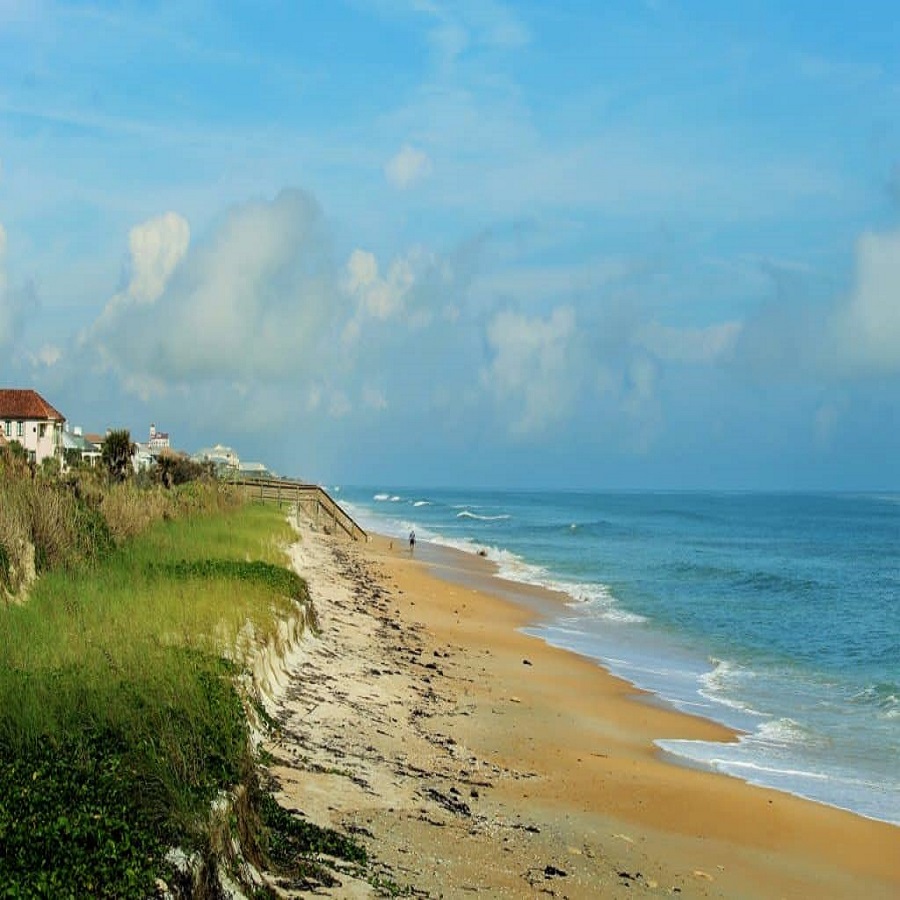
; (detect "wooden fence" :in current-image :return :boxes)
[229,477,367,542]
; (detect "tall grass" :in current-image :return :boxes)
[0,481,310,896]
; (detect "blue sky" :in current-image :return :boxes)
[0,1,898,489]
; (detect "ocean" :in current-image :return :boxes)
[334,488,899,826]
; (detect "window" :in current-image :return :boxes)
[39,423,47,438]
[4,421,10,437]
[16,421,24,437]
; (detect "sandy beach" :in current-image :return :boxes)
[262,521,900,898]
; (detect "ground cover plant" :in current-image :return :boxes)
[0,465,324,897]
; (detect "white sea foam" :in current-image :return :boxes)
[456,510,511,521]
[413,500,430,507]
[695,659,770,717]
[753,717,817,747]
[487,547,646,624]
[709,759,831,781]
[423,531,645,625]
[850,684,899,718]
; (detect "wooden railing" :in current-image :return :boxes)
[228,477,367,542]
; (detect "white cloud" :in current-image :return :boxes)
[344,248,414,318]
[34,344,62,367]
[305,384,323,412]
[831,228,900,374]
[126,212,191,304]
[621,357,662,452]
[636,320,742,364]
[328,391,352,418]
[384,144,433,189]
[407,0,529,65]
[92,211,190,337]
[482,306,576,434]
[362,384,388,411]
[342,246,435,344]
[86,189,344,392]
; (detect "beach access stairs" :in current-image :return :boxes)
[229,476,367,542]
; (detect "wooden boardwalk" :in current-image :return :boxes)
[229,477,367,542]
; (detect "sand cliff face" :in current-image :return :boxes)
[251,520,899,900]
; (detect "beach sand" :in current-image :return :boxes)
[262,522,900,898]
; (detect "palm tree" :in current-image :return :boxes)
[101,429,134,482]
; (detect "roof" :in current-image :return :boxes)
[62,432,100,453]
[0,389,65,422]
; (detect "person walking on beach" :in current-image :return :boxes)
[409,530,416,553]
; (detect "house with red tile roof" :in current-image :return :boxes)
[0,389,66,465]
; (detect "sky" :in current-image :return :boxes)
[0,0,898,490]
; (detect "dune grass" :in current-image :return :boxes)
[0,495,312,897]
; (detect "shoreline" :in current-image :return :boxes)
[265,522,900,898]
[380,520,900,828]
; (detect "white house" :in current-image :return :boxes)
[148,423,170,453]
[132,441,155,472]
[0,389,65,465]
[62,425,102,467]
[192,444,241,472]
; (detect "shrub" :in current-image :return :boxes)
[101,429,134,483]
[153,453,215,489]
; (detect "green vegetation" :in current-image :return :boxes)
[257,792,367,889]
[0,457,368,897]
[101,428,135,483]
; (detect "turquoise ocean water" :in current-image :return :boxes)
[335,488,899,825]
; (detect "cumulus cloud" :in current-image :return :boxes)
[636,320,742,364]
[31,344,62,367]
[831,228,900,373]
[127,212,190,304]
[92,211,190,339]
[341,244,448,346]
[86,189,343,396]
[482,306,577,434]
[344,248,414,319]
[362,384,388,411]
[328,390,351,418]
[621,356,662,452]
[384,145,433,189]
[413,0,529,66]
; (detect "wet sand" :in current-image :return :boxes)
[263,523,900,898]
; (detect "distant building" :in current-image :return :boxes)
[0,389,65,465]
[62,425,102,467]
[192,444,241,474]
[131,442,154,472]
[238,460,274,479]
[148,423,170,453]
